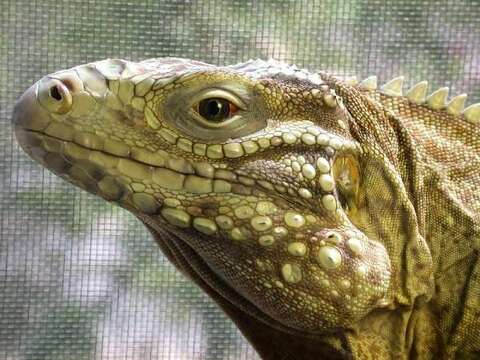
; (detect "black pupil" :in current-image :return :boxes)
[199,98,230,122]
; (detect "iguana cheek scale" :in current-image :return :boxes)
[12,58,480,359]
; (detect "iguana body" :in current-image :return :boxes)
[12,58,480,359]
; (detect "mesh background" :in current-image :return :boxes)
[1,0,479,359]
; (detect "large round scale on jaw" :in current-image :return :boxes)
[321,194,337,211]
[346,237,363,255]
[317,245,342,270]
[284,212,305,228]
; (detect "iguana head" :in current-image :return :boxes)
[13,58,392,335]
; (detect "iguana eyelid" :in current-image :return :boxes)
[188,108,243,129]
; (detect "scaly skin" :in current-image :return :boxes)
[12,58,480,359]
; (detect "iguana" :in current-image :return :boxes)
[12,58,480,359]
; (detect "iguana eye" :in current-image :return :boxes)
[197,98,238,122]
[166,83,262,140]
[189,88,245,129]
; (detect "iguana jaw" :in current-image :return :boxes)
[13,58,392,336]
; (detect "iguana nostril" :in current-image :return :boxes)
[49,85,62,101]
[37,77,73,114]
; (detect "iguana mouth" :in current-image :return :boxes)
[13,58,392,337]
[16,122,346,213]
[17,126,342,215]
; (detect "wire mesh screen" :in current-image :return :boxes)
[1,1,479,359]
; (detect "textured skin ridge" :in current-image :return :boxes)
[12,58,480,359]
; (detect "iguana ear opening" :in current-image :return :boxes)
[332,154,361,215]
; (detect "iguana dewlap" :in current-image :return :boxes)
[12,58,480,359]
